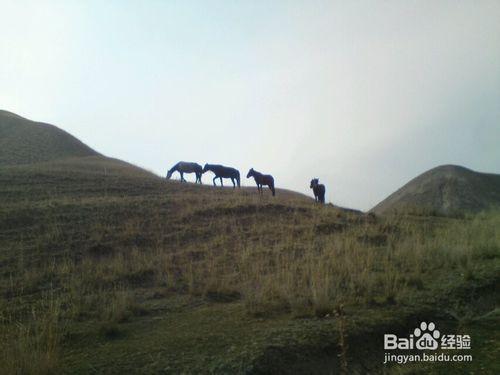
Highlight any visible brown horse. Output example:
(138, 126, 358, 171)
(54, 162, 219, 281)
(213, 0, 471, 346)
(203, 164, 240, 188)
(247, 168, 275, 196)
(310, 178, 325, 203)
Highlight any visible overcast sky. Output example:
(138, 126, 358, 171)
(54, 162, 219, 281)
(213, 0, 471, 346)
(1, 1, 499, 210)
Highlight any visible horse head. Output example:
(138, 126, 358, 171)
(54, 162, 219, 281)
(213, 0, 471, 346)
(202, 164, 210, 173)
(246, 168, 254, 178)
(166, 170, 173, 179)
(310, 178, 319, 189)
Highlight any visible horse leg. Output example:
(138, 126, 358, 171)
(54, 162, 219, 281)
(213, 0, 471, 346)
(269, 184, 275, 196)
(231, 178, 235, 188)
(220, 177, 223, 187)
(213, 176, 217, 186)
(180, 172, 186, 182)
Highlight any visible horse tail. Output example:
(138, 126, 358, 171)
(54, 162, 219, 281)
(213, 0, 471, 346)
(236, 171, 241, 187)
(270, 179, 275, 196)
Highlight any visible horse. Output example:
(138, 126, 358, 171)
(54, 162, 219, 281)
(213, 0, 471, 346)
(166, 161, 203, 184)
(247, 168, 275, 196)
(310, 178, 325, 203)
(203, 164, 240, 188)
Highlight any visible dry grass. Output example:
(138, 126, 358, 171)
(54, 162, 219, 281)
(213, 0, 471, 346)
(0, 157, 499, 373)
(0, 291, 63, 374)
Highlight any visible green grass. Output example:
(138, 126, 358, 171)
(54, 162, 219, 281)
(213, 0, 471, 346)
(1, 156, 499, 374)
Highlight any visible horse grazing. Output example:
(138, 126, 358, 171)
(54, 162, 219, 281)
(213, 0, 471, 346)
(247, 168, 275, 196)
(310, 178, 325, 203)
(166, 161, 203, 184)
(203, 164, 240, 188)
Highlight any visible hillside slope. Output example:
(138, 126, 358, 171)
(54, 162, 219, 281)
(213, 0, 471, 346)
(0, 110, 99, 166)
(1, 153, 498, 374)
(371, 165, 500, 215)
(0, 112, 498, 374)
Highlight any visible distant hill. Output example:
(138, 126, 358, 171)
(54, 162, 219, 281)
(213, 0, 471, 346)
(371, 165, 500, 215)
(0, 110, 99, 166)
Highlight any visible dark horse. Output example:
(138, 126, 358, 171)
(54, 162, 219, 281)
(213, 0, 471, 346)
(247, 168, 275, 196)
(166, 161, 203, 184)
(310, 178, 325, 203)
(203, 164, 240, 188)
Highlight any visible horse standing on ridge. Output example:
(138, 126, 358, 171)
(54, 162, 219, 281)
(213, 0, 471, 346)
(166, 161, 203, 184)
(247, 168, 275, 196)
(203, 164, 240, 188)
(310, 178, 325, 203)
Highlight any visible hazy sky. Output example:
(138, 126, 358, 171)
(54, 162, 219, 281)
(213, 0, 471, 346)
(2, 1, 499, 210)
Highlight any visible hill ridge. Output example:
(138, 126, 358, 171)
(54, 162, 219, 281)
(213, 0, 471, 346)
(371, 164, 500, 215)
(0, 110, 99, 166)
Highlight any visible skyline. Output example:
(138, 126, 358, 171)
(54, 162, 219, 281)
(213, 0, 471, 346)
(2, 1, 499, 210)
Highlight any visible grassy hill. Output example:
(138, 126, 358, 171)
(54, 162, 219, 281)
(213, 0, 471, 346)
(0, 110, 99, 166)
(0, 112, 499, 374)
(371, 165, 500, 216)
